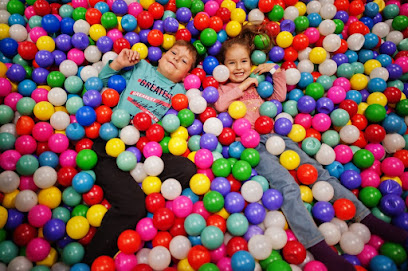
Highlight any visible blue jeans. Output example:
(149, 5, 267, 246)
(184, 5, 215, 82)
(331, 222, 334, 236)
(255, 134, 371, 248)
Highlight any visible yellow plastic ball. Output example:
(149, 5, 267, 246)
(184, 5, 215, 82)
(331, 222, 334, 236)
(33, 101, 55, 121)
(168, 137, 187, 156)
(38, 228, 44, 238)
(54, 106, 69, 113)
(279, 150, 300, 170)
(367, 92, 387, 106)
(36, 36, 55, 52)
(105, 138, 125, 157)
(178, 259, 194, 271)
(178, 24, 185, 30)
(66, 216, 90, 240)
(300, 185, 313, 203)
(350, 74, 368, 90)
(373, 0, 385, 12)
(294, 2, 307, 16)
(0, 24, 10, 40)
(2, 190, 18, 209)
(117, 17, 123, 32)
(38, 186, 62, 209)
(10, 81, 18, 92)
(36, 248, 57, 267)
(189, 174, 210, 195)
(380, 176, 402, 186)
(401, 93, 407, 101)
(187, 151, 196, 163)
(162, 34, 176, 50)
(357, 102, 369, 115)
(132, 43, 148, 59)
(221, 0, 236, 12)
(89, 24, 107, 41)
(228, 101, 247, 119)
(171, 126, 188, 140)
(288, 124, 306, 143)
(0, 206, 7, 229)
(364, 59, 381, 75)
(225, 21, 242, 37)
(276, 31, 293, 48)
(142, 176, 162, 195)
(55, 130, 66, 135)
(140, 0, 155, 9)
(231, 8, 246, 23)
(216, 208, 230, 220)
(0, 62, 7, 78)
(86, 204, 108, 227)
(38, 85, 51, 91)
(309, 47, 327, 64)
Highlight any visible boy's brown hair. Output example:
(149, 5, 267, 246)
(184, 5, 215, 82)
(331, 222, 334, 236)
(172, 40, 199, 71)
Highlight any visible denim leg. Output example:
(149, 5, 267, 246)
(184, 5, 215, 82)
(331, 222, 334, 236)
(255, 137, 324, 248)
(280, 136, 371, 222)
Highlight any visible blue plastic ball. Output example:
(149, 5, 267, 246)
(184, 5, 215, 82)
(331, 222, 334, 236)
(0, 38, 18, 59)
(41, 14, 61, 34)
(257, 81, 273, 98)
(39, 151, 60, 168)
(121, 14, 137, 32)
(203, 56, 219, 75)
(60, 18, 75, 35)
(72, 172, 95, 193)
(43, 218, 66, 242)
(107, 75, 127, 93)
(231, 251, 255, 271)
(65, 123, 85, 141)
(298, 72, 314, 89)
(369, 255, 397, 271)
(308, 13, 322, 27)
(76, 106, 97, 126)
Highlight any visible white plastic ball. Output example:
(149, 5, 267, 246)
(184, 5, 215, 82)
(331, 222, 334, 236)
(276, 112, 294, 123)
(264, 226, 288, 250)
(148, 246, 171, 270)
(331, 217, 349, 234)
(0, 171, 20, 193)
(15, 190, 38, 212)
(241, 180, 263, 203)
(347, 33, 365, 51)
(382, 133, 405, 153)
(298, 47, 312, 61)
(248, 9, 265, 25)
(323, 34, 341, 52)
(161, 178, 182, 200)
(372, 22, 390, 38)
(92, 61, 104, 73)
(266, 136, 286, 156)
(339, 125, 360, 144)
(0, 124, 16, 136)
(285, 68, 301, 85)
(84, 45, 102, 63)
(319, 20, 336, 36)
(320, 3, 337, 19)
(319, 222, 341, 246)
(136, 248, 151, 264)
(189, 96, 207, 114)
(9, 24, 27, 42)
(169, 236, 191, 260)
(315, 143, 335, 165)
(298, 251, 315, 268)
(348, 223, 371, 244)
(7, 256, 33, 271)
(48, 87, 68, 106)
(80, 66, 98, 82)
(384, 19, 394, 30)
(263, 211, 286, 229)
(185, 88, 202, 101)
(290, 265, 302, 271)
(33, 166, 57, 189)
(0, 0, 9, 10)
(130, 163, 147, 183)
(50, 111, 70, 130)
(59, 60, 78, 77)
(248, 235, 273, 260)
(143, 156, 164, 177)
(306, 1, 321, 14)
(51, 262, 70, 271)
(0, 10, 10, 24)
(312, 181, 334, 201)
(255, 262, 262, 271)
(319, 59, 337, 76)
(340, 231, 364, 255)
(370, 67, 389, 81)
(212, 65, 230, 82)
(102, 52, 118, 65)
(297, 60, 314, 73)
(120, 125, 140, 145)
(386, 31, 403, 45)
(284, 6, 299, 21)
(73, 19, 90, 35)
(203, 117, 223, 136)
(319, 0, 334, 4)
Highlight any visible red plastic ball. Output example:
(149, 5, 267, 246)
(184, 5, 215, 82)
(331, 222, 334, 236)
(226, 237, 248, 257)
(148, 3, 164, 20)
(206, 214, 227, 233)
(333, 198, 356, 220)
(254, 116, 274, 134)
(191, 68, 206, 82)
(305, 128, 321, 141)
(188, 245, 211, 270)
(50, 3, 61, 14)
(175, 29, 192, 42)
(57, 167, 77, 187)
(292, 34, 309, 51)
(171, 94, 189, 111)
(353, 130, 368, 148)
(364, 124, 386, 143)
(311, 71, 321, 81)
(113, 38, 131, 54)
(152, 231, 172, 248)
(153, 208, 175, 231)
(258, 0, 274, 13)
(209, 16, 223, 32)
(89, 0, 101, 7)
(79, 227, 97, 246)
(145, 193, 166, 213)
(101, 89, 120, 108)
(82, 185, 104, 206)
(36, 142, 50, 156)
(348, 21, 369, 35)
(334, 0, 349, 11)
(132, 264, 153, 271)
(146, 124, 165, 142)
(297, 164, 318, 185)
(349, 0, 365, 16)
(394, 150, 408, 168)
(202, 76, 219, 89)
(215, 8, 231, 24)
(194, 13, 210, 31)
(265, 22, 280, 37)
(169, 217, 186, 236)
(218, 127, 236, 146)
(13, 223, 37, 246)
(18, 41, 38, 60)
(339, 99, 358, 118)
(282, 241, 307, 265)
(137, 11, 154, 29)
(351, 114, 368, 131)
(75, 138, 94, 152)
(281, 61, 296, 70)
(334, 39, 348, 54)
(85, 8, 102, 25)
(164, 0, 176, 12)
(227, 174, 241, 192)
(147, 29, 164, 47)
(133, 112, 152, 131)
(284, 47, 298, 62)
(33, 0, 51, 16)
(91, 256, 115, 271)
(136, 136, 149, 152)
(289, 170, 299, 184)
(16, 116, 35, 136)
(117, 230, 141, 254)
(383, 87, 402, 104)
(199, 107, 217, 123)
(85, 122, 101, 139)
(95, 105, 113, 123)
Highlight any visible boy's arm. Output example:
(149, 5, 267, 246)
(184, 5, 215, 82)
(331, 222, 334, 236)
(214, 84, 244, 113)
(268, 70, 287, 102)
(98, 60, 142, 88)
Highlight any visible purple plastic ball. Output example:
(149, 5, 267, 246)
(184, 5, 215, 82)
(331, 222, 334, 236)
(176, 7, 192, 23)
(5, 209, 24, 230)
(139, 29, 150, 44)
(297, 95, 316, 113)
(244, 202, 266, 225)
(126, 147, 142, 162)
(244, 225, 264, 241)
(340, 170, 362, 190)
(379, 194, 405, 217)
(153, 20, 164, 32)
(270, 100, 282, 114)
(312, 201, 335, 222)
(83, 90, 102, 108)
(332, 53, 348, 66)
(386, 64, 403, 80)
(208, 41, 222, 56)
(379, 41, 397, 56)
(222, 146, 229, 158)
(262, 189, 283, 210)
(71, 32, 89, 50)
(280, 19, 295, 33)
(32, 68, 49, 85)
(316, 97, 334, 114)
(35, 50, 54, 68)
(210, 177, 231, 196)
(164, 17, 179, 33)
(200, 133, 218, 151)
(274, 118, 292, 136)
(43, 218, 66, 242)
(96, 36, 113, 53)
(224, 192, 245, 213)
(111, 0, 128, 15)
(187, 119, 203, 135)
(6, 64, 26, 82)
(124, 32, 140, 46)
(334, 11, 349, 23)
(378, 179, 403, 196)
(218, 112, 233, 127)
(148, 47, 162, 62)
(343, 254, 361, 266)
(186, 20, 200, 37)
(52, 50, 67, 66)
(392, 213, 408, 231)
(202, 86, 219, 103)
(55, 34, 72, 52)
(269, 47, 285, 62)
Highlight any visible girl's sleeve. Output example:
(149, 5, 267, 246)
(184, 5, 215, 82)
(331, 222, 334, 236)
(269, 70, 287, 102)
(214, 84, 244, 112)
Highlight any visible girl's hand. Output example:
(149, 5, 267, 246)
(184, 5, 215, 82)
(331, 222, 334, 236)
(238, 78, 258, 91)
(110, 49, 140, 70)
(252, 63, 275, 75)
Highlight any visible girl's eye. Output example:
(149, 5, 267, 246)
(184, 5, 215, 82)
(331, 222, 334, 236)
(172, 51, 176, 55)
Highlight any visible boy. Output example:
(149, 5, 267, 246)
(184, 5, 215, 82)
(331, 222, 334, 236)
(83, 41, 198, 264)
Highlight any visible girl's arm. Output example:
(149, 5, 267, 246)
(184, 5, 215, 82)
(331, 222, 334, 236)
(269, 69, 287, 102)
(214, 84, 244, 112)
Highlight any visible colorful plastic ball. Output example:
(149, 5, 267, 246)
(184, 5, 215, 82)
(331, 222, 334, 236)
(187, 245, 211, 270)
(312, 201, 335, 222)
(353, 149, 375, 169)
(369, 255, 398, 271)
(26, 238, 50, 262)
(333, 198, 356, 220)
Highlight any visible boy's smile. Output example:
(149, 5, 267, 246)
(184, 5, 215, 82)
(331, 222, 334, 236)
(157, 45, 194, 83)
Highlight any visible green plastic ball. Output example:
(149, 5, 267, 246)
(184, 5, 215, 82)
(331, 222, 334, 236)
(268, 5, 284, 22)
(392, 15, 408, 31)
(116, 151, 137, 171)
(228, 157, 237, 170)
(302, 137, 322, 155)
(31, 266, 50, 271)
(266, 259, 291, 271)
(305, 83, 325, 100)
(359, 187, 382, 208)
(62, 242, 85, 266)
(160, 136, 171, 153)
(383, 4, 400, 20)
(0, 241, 18, 264)
(111, 109, 131, 128)
(294, 16, 309, 33)
(240, 148, 260, 167)
(388, 80, 404, 91)
(101, 12, 118, 29)
(16, 97, 36, 116)
(176, 0, 192, 8)
(251, 50, 267, 65)
(260, 101, 278, 118)
(162, 10, 176, 20)
(178, 109, 195, 127)
(203, 191, 224, 213)
(211, 158, 231, 177)
(380, 242, 407, 265)
(200, 28, 217, 47)
(398, 39, 408, 51)
(52, 207, 71, 223)
(337, 63, 354, 78)
(0, 229, 6, 243)
(365, 104, 387, 122)
(26, 0, 36, 5)
(333, 19, 344, 34)
(193, 40, 207, 55)
(351, 62, 365, 74)
(16, 155, 39, 176)
(66, 96, 84, 115)
(316, 75, 333, 90)
(226, 213, 248, 236)
(0, 133, 16, 151)
(232, 160, 252, 181)
(200, 226, 224, 250)
(283, 100, 298, 117)
(259, 250, 282, 270)
(72, 7, 87, 21)
(254, 34, 271, 50)
(71, 204, 89, 217)
(23, 66, 33, 79)
(47, 71, 66, 88)
(331, 109, 350, 127)
(62, 186, 82, 207)
(249, 72, 265, 84)
(199, 263, 220, 271)
(0, 105, 14, 125)
(76, 149, 98, 170)
(353, 149, 375, 169)
(396, 99, 408, 116)
(191, 0, 204, 14)
(59, 5, 74, 18)
(184, 213, 206, 236)
(13, 54, 29, 66)
(7, 0, 24, 15)
(64, 76, 84, 94)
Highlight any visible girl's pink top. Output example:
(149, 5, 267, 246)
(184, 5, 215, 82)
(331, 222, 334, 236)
(214, 70, 287, 126)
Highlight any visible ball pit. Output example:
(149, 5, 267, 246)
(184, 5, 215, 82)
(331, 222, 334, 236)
(1, 0, 408, 270)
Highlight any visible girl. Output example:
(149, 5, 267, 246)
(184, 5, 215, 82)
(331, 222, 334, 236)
(214, 26, 408, 271)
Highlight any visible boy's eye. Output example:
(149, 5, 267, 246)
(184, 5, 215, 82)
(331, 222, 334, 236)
(182, 59, 187, 64)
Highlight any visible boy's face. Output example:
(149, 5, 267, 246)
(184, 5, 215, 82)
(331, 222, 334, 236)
(158, 45, 194, 83)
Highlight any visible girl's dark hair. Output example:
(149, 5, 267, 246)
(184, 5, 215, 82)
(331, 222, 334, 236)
(218, 24, 272, 64)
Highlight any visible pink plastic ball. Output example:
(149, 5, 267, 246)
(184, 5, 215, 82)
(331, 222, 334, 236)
(333, 77, 351, 92)
(136, 217, 157, 241)
(48, 133, 69, 153)
(303, 261, 328, 271)
(357, 245, 378, 267)
(4, 92, 23, 111)
(367, 235, 384, 250)
(184, 74, 201, 90)
(217, 257, 232, 271)
(0, 150, 21, 171)
(106, 0, 115, 8)
(401, 4, 408, 16)
(395, 57, 408, 73)
(311, 113, 332, 132)
(204, 1, 220, 16)
(26, 238, 51, 262)
(32, 122, 54, 142)
(360, 169, 380, 188)
(19, 176, 38, 191)
(31, 88, 49, 103)
(107, 29, 123, 42)
(15, 135, 37, 155)
(334, 145, 353, 164)
(192, 201, 211, 220)
(387, 1, 400, 8)
(72, 0, 88, 8)
(381, 157, 404, 177)
(143, 141, 162, 158)
(287, 85, 296, 92)
(232, 118, 251, 136)
(172, 196, 193, 218)
(286, 229, 297, 242)
(194, 149, 214, 169)
(70, 115, 77, 123)
(197, 168, 215, 181)
(214, 0, 223, 5)
(304, 28, 320, 44)
(28, 204, 52, 227)
(241, 130, 260, 148)
(67, 48, 85, 66)
(0, 78, 12, 97)
(24, 6, 36, 20)
(400, 172, 408, 191)
(346, 16, 359, 26)
(59, 149, 78, 168)
(30, 27, 47, 43)
(211, 243, 226, 262)
(367, 160, 382, 175)
(128, 3, 143, 17)
(114, 252, 138, 271)
(54, 14, 62, 21)
(5, 63, 12, 69)
(327, 86, 346, 104)
(365, 143, 385, 161)
(294, 113, 312, 129)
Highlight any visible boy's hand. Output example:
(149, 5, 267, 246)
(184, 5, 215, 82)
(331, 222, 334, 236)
(238, 78, 258, 91)
(252, 63, 276, 74)
(110, 49, 140, 71)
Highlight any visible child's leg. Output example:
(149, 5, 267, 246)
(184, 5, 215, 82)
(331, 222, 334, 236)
(158, 153, 197, 190)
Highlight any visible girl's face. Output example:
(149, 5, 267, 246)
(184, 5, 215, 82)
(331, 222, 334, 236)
(224, 44, 252, 83)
